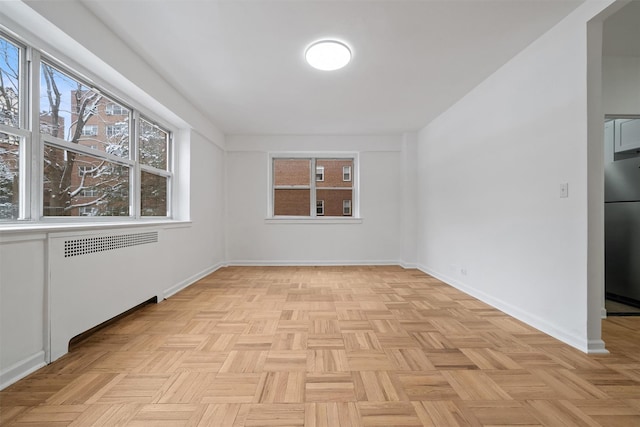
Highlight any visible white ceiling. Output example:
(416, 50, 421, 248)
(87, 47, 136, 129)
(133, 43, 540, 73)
(80, 0, 585, 135)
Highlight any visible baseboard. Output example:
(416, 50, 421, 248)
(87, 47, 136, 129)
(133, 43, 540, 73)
(163, 262, 227, 299)
(587, 339, 609, 354)
(417, 264, 595, 354)
(0, 351, 46, 391)
(227, 260, 401, 267)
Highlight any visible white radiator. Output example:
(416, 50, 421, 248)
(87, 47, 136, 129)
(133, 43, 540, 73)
(48, 229, 164, 361)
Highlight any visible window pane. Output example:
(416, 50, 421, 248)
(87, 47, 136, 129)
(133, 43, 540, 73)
(0, 36, 20, 128)
(43, 145, 130, 216)
(141, 171, 167, 216)
(274, 189, 310, 216)
(140, 118, 168, 170)
(316, 159, 353, 188)
(316, 189, 352, 217)
(40, 62, 130, 158)
(274, 158, 310, 186)
(0, 133, 19, 219)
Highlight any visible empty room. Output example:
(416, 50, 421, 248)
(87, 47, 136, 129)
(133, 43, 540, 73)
(1, 0, 639, 425)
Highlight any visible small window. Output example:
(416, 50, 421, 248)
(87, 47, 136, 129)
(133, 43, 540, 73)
(105, 103, 128, 115)
(316, 165, 324, 181)
(316, 200, 324, 216)
(81, 188, 98, 197)
(106, 124, 126, 137)
(343, 166, 351, 182)
(343, 200, 352, 216)
(78, 206, 97, 216)
(81, 125, 98, 136)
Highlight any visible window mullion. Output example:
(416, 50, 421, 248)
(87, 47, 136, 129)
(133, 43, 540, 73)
(310, 158, 316, 217)
(132, 112, 140, 219)
(29, 48, 41, 220)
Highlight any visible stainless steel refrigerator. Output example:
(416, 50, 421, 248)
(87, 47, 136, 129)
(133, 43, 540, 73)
(605, 119, 640, 306)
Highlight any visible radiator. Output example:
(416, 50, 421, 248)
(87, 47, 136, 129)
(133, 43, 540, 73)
(48, 229, 163, 361)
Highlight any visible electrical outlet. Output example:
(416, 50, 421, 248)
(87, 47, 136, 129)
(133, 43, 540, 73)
(460, 267, 468, 276)
(560, 182, 568, 198)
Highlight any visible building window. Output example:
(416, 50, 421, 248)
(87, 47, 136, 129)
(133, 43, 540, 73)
(271, 155, 355, 218)
(343, 200, 352, 216)
(81, 125, 98, 136)
(343, 166, 351, 182)
(105, 103, 128, 116)
(78, 206, 97, 216)
(106, 124, 127, 138)
(0, 30, 174, 222)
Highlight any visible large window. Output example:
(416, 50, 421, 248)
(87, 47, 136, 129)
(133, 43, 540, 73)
(271, 155, 355, 218)
(0, 31, 174, 222)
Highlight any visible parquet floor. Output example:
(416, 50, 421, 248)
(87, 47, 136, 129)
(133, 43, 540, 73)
(1, 266, 640, 426)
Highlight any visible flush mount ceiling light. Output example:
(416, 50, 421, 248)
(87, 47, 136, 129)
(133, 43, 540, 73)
(305, 40, 351, 71)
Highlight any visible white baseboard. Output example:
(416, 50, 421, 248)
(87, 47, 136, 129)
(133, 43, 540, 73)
(417, 264, 596, 354)
(0, 351, 46, 391)
(227, 260, 401, 267)
(587, 339, 609, 354)
(163, 262, 227, 299)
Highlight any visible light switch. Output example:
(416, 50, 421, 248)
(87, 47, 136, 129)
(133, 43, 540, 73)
(560, 183, 569, 198)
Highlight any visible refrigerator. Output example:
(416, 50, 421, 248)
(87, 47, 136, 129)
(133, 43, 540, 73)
(605, 119, 640, 306)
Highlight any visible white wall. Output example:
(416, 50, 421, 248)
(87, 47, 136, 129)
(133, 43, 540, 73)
(416, 1, 615, 353)
(226, 135, 402, 265)
(603, 56, 640, 115)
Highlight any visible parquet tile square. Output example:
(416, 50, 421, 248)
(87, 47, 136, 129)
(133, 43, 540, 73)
(305, 402, 360, 427)
(219, 351, 268, 373)
(357, 401, 422, 426)
(200, 373, 263, 404)
(243, 403, 305, 427)
(305, 373, 356, 402)
(396, 371, 459, 401)
(307, 350, 350, 372)
(3, 266, 640, 426)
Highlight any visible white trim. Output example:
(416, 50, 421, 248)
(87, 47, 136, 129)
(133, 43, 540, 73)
(0, 219, 191, 234)
(163, 262, 227, 299)
(587, 339, 609, 354)
(265, 217, 363, 225)
(0, 350, 46, 390)
(228, 260, 400, 267)
(417, 263, 602, 354)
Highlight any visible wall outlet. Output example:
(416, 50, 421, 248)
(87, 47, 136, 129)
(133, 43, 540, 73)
(460, 267, 468, 276)
(560, 182, 569, 198)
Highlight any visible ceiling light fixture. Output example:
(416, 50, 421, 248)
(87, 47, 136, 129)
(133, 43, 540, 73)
(305, 40, 351, 71)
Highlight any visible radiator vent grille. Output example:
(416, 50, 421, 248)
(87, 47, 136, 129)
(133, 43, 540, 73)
(64, 232, 158, 257)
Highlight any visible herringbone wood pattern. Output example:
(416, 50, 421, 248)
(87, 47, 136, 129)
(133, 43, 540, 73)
(1, 266, 639, 426)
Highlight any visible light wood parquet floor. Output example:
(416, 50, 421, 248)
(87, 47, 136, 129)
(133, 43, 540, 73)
(1, 266, 640, 426)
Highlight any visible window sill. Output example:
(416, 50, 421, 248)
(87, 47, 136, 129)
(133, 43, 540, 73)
(0, 219, 192, 236)
(264, 217, 363, 225)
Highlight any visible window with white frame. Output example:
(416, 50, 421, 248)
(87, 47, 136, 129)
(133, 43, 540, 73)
(343, 200, 352, 216)
(271, 155, 355, 218)
(105, 103, 127, 116)
(81, 124, 98, 136)
(343, 165, 351, 182)
(0, 30, 174, 222)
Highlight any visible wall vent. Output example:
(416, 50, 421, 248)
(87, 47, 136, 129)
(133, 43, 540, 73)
(64, 232, 158, 258)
